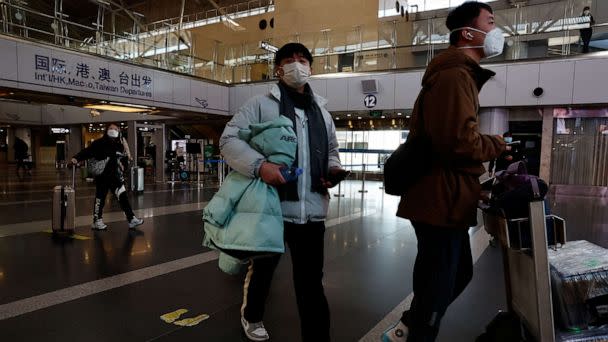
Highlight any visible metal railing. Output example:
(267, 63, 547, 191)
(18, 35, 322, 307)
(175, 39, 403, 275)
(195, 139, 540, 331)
(0, 0, 606, 84)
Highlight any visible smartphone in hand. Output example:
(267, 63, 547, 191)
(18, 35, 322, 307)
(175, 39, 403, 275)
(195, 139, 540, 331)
(326, 169, 351, 185)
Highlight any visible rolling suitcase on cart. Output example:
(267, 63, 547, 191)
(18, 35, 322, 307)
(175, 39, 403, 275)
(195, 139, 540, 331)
(52, 165, 76, 235)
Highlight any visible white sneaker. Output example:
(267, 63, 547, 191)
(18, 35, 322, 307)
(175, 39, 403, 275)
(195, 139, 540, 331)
(92, 219, 108, 230)
(128, 217, 143, 229)
(381, 321, 409, 342)
(241, 317, 269, 341)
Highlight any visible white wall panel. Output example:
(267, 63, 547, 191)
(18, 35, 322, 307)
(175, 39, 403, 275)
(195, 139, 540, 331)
(190, 80, 208, 110)
(479, 65, 507, 107)
(506, 63, 540, 106)
(347, 75, 395, 111)
(394, 72, 422, 109)
(308, 79, 327, 98)
(573, 59, 608, 104)
(153, 71, 173, 104)
(173, 77, 190, 106)
(326, 79, 348, 111)
(221, 84, 230, 112)
(347, 76, 368, 111)
(0, 38, 18, 82)
(539, 61, 574, 105)
(105, 62, 134, 104)
(376, 75, 396, 110)
(207, 84, 224, 111)
(234, 85, 252, 110)
(17, 43, 55, 94)
(229, 86, 238, 113)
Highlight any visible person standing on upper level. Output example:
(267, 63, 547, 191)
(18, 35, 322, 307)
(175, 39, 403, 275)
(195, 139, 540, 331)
(580, 6, 595, 53)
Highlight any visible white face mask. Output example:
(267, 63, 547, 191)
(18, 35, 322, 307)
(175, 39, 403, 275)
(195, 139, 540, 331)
(107, 129, 119, 138)
(452, 27, 505, 58)
(583, 10, 590, 16)
(281, 62, 311, 88)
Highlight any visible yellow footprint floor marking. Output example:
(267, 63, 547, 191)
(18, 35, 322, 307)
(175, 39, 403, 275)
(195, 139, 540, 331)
(173, 314, 210, 327)
(160, 309, 189, 323)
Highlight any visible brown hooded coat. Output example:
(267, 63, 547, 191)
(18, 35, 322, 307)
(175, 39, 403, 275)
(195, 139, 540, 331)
(397, 47, 506, 228)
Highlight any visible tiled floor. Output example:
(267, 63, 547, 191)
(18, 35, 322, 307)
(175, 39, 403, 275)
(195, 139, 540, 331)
(0, 165, 606, 341)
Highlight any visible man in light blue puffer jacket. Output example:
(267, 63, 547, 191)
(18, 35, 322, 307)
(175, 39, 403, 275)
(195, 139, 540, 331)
(220, 43, 345, 342)
(202, 115, 298, 274)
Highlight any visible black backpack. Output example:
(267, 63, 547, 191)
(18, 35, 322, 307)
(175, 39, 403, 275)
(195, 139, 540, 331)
(383, 88, 432, 196)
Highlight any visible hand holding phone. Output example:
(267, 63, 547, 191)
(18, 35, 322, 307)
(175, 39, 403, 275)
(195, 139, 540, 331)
(322, 168, 350, 188)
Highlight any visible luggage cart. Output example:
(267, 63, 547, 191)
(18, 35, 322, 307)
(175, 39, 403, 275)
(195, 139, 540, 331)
(482, 200, 567, 342)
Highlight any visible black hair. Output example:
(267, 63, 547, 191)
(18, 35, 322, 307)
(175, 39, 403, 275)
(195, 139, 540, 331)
(106, 123, 120, 132)
(446, 1, 494, 46)
(503, 131, 512, 137)
(583, 6, 590, 11)
(274, 43, 313, 66)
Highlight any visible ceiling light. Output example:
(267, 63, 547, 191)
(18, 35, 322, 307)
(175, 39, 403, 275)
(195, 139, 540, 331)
(381, 116, 386, 119)
(397, 112, 403, 116)
(84, 102, 154, 113)
(357, 117, 362, 120)
(347, 114, 351, 117)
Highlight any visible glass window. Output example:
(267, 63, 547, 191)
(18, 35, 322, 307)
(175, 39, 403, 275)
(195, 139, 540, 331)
(336, 129, 407, 172)
(551, 108, 608, 186)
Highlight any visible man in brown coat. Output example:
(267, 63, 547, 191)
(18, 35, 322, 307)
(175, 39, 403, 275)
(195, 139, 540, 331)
(382, 2, 506, 342)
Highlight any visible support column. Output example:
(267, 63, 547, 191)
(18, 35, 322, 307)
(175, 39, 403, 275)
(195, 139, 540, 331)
(7, 127, 15, 162)
(66, 124, 82, 160)
(153, 123, 165, 183)
(540, 108, 554, 182)
(127, 120, 137, 163)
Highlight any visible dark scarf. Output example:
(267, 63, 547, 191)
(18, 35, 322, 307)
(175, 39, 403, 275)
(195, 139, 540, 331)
(277, 82, 329, 201)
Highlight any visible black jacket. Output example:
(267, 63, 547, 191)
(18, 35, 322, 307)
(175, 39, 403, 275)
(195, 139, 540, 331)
(14, 138, 28, 160)
(74, 135, 126, 178)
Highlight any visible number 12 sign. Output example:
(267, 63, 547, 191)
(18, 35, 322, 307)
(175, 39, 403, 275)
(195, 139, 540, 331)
(364, 94, 377, 108)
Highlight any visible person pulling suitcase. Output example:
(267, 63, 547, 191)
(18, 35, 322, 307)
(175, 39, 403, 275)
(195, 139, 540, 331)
(71, 123, 143, 231)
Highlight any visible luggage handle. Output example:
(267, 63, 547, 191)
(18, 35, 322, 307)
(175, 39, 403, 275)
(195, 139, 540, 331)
(482, 211, 567, 251)
(60, 185, 66, 231)
(67, 163, 76, 189)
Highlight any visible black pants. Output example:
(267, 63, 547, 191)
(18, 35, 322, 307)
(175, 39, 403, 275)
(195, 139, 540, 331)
(401, 222, 473, 342)
(94, 175, 135, 221)
(242, 221, 330, 342)
(581, 28, 592, 53)
(16, 159, 30, 172)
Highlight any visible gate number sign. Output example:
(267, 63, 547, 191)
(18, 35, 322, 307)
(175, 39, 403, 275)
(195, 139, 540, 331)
(364, 94, 377, 108)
